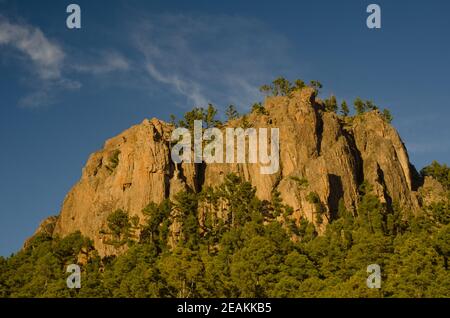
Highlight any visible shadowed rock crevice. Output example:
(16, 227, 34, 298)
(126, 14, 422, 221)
(409, 162, 423, 191)
(327, 174, 344, 220)
(315, 110, 324, 156)
(195, 162, 207, 193)
(343, 129, 365, 188)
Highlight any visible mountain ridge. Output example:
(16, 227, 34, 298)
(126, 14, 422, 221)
(28, 87, 436, 256)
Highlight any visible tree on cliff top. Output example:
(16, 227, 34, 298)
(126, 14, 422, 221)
(259, 77, 309, 97)
(421, 161, 450, 190)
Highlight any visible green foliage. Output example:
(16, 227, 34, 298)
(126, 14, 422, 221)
(271, 190, 293, 218)
(272, 77, 292, 96)
(241, 114, 251, 129)
(259, 77, 308, 97)
(107, 150, 121, 171)
(140, 199, 172, 251)
(157, 247, 204, 297)
(217, 174, 260, 227)
(173, 191, 200, 249)
(54, 232, 94, 263)
(259, 84, 272, 95)
(251, 102, 268, 115)
(293, 79, 306, 91)
(382, 108, 393, 123)
(306, 192, 327, 224)
(169, 114, 176, 126)
(2, 174, 450, 298)
(176, 104, 222, 130)
(427, 200, 450, 226)
(225, 105, 239, 121)
(384, 233, 449, 297)
(289, 176, 309, 188)
(230, 236, 282, 297)
(354, 97, 365, 115)
(324, 95, 338, 113)
(354, 98, 378, 115)
(421, 161, 450, 190)
(0, 232, 99, 298)
(256, 78, 396, 124)
(340, 100, 350, 116)
(204, 104, 221, 128)
(365, 100, 378, 111)
(102, 244, 162, 297)
(178, 107, 204, 130)
(309, 80, 322, 96)
(353, 98, 392, 120)
(102, 209, 139, 248)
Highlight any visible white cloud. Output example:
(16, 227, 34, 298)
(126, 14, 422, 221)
(73, 51, 130, 75)
(145, 62, 208, 107)
(0, 17, 131, 107)
(134, 13, 293, 110)
(0, 17, 76, 107)
(0, 17, 64, 80)
(0, 13, 294, 109)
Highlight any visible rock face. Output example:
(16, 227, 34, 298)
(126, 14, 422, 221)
(23, 215, 58, 249)
(52, 118, 197, 256)
(45, 88, 428, 256)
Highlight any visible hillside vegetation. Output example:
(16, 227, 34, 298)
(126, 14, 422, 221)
(1, 78, 448, 298)
(1, 165, 449, 297)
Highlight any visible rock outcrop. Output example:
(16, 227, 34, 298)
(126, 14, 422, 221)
(23, 215, 58, 249)
(38, 87, 432, 256)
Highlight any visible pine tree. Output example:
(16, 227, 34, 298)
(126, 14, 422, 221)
(3, 163, 450, 298)
(174, 191, 200, 249)
(421, 161, 450, 190)
(272, 77, 292, 96)
(251, 102, 268, 115)
(178, 107, 204, 131)
(293, 79, 306, 91)
(325, 95, 338, 113)
(340, 100, 350, 116)
(169, 114, 177, 126)
(205, 103, 222, 128)
(102, 209, 139, 248)
(354, 97, 365, 115)
(365, 100, 378, 111)
(225, 105, 239, 121)
(382, 108, 393, 123)
(309, 80, 323, 95)
(259, 84, 272, 95)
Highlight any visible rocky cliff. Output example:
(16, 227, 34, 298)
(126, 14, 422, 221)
(36, 87, 428, 256)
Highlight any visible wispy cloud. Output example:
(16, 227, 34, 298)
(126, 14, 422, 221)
(0, 16, 79, 107)
(145, 62, 207, 106)
(134, 13, 293, 111)
(1, 13, 294, 110)
(72, 51, 130, 75)
(0, 17, 130, 108)
(0, 17, 64, 80)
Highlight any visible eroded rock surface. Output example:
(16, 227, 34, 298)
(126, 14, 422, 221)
(40, 88, 437, 255)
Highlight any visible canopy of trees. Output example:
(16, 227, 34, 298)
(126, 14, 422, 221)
(1, 170, 449, 298)
(421, 161, 450, 190)
(259, 77, 316, 96)
(171, 104, 222, 130)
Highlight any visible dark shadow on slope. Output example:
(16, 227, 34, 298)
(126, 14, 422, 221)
(327, 174, 344, 221)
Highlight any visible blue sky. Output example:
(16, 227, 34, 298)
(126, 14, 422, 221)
(0, 0, 449, 256)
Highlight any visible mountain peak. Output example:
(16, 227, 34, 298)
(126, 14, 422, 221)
(31, 89, 432, 256)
